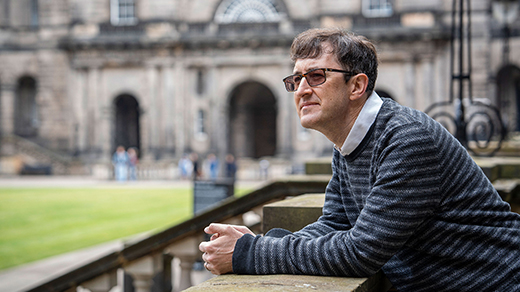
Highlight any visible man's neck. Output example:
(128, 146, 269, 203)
(326, 96, 368, 147)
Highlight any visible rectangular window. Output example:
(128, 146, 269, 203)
(196, 69, 205, 96)
(110, 0, 137, 26)
(8, 0, 38, 27)
(30, 0, 38, 27)
(197, 110, 205, 134)
(362, 0, 393, 18)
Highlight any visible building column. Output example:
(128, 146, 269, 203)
(404, 59, 417, 109)
(142, 65, 158, 160)
(173, 61, 187, 156)
(0, 81, 15, 137)
(163, 64, 176, 157)
(86, 66, 101, 157)
(420, 57, 435, 111)
(70, 68, 88, 155)
(98, 67, 112, 160)
(277, 62, 295, 158)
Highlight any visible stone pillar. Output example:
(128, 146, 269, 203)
(277, 62, 295, 158)
(404, 59, 417, 109)
(124, 254, 163, 292)
(156, 65, 167, 158)
(71, 68, 88, 155)
(81, 271, 117, 292)
(163, 64, 176, 157)
(98, 68, 112, 160)
(86, 66, 100, 157)
(143, 65, 158, 160)
(166, 236, 203, 291)
(420, 57, 435, 111)
(176, 254, 197, 291)
(0, 81, 15, 137)
(173, 61, 187, 156)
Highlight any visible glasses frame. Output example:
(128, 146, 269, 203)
(282, 68, 357, 92)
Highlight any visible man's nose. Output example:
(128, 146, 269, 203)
(296, 77, 312, 95)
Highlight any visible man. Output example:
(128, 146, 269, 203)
(199, 28, 520, 291)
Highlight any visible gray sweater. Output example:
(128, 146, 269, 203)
(233, 98, 520, 291)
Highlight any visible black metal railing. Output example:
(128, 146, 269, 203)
(425, 0, 506, 156)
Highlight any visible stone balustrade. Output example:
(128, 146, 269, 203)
(25, 176, 330, 292)
(185, 193, 393, 292)
(23, 155, 520, 292)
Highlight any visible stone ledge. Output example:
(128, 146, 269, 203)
(263, 193, 325, 233)
(183, 271, 392, 292)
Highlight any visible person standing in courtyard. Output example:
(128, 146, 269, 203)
(112, 145, 130, 182)
(225, 154, 237, 181)
(127, 147, 138, 180)
(199, 28, 520, 291)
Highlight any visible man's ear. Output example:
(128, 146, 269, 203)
(349, 73, 369, 101)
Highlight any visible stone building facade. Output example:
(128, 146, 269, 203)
(0, 0, 519, 175)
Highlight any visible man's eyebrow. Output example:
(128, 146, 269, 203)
(292, 67, 317, 75)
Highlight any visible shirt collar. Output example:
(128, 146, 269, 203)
(336, 91, 383, 156)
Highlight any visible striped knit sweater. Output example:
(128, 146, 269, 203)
(232, 98, 520, 291)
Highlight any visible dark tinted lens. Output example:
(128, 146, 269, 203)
(306, 70, 326, 86)
(284, 75, 301, 92)
(284, 76, 296, 92)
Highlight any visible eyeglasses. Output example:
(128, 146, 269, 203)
(282, 68, 356, 92)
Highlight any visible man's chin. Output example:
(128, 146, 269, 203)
(299, 118, 318, 130)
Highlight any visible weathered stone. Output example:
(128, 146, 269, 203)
(305, 158, 332, 175)
(263, 194, 325, 233)
(183, 272, 392, 292)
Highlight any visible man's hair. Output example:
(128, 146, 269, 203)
(290, 28, 378, 94)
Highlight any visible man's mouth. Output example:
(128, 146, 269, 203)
(300, 102, 319, 111)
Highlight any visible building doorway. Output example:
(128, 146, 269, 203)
(113, 94, 140, 154)
(14, 76, 38, 137)
(229, 81, 277, 159)
(496, 65, 520, 131)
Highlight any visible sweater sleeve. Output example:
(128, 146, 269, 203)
(232, 122, 443, 276)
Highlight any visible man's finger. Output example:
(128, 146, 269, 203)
(198, 241, 208, 253)
(204, 223, 226, 235)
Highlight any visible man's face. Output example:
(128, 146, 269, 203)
(293, 47, 352, 133)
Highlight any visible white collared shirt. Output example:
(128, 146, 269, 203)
(336, 92, 383, 156)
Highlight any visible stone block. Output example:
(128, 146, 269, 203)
(262, 194, 325, 233)
(183, 272, 392, 292)
(305, 158, 332, 175)
(499, 164, 520, 179)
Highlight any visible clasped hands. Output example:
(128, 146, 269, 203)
(198, 223, 255, 275)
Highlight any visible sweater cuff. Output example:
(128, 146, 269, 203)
(265, 228, 292, 238)
(232, 234, 257, 274)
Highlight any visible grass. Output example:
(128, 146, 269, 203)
(0, 186, 251, 271)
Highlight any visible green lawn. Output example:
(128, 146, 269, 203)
(0, 187, 248, 271)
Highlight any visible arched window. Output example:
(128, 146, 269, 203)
(14, 76, 38, 137)
(215, 0, 284, 23)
